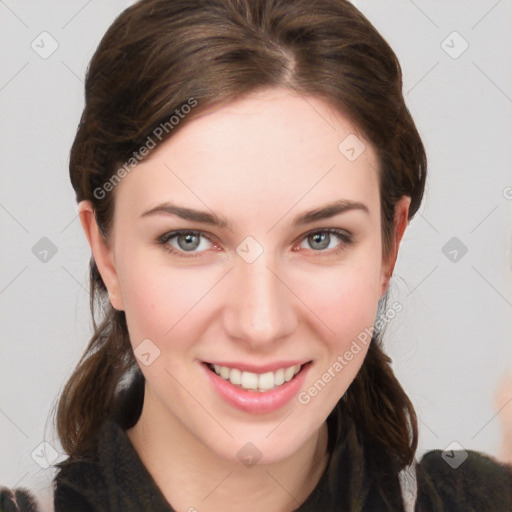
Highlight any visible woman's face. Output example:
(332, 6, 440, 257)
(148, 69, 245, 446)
(90, 87, 407, 464)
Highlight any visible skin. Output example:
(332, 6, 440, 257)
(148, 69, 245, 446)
(495, 372, 512, 464)
(79, 86, 410, 512)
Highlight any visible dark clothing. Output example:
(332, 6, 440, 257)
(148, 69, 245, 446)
(50, 401, 512, 512)
(3, 384, 512, 511)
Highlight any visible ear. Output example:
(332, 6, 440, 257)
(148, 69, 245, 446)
(381, 196, 411, 295)
(78, 200, 124, 311)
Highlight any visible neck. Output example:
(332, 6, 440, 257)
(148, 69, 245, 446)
(126, 387, 330, 512)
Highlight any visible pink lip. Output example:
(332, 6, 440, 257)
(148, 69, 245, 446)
(204, 360, 310, 373)
(202, 361, 312, 414)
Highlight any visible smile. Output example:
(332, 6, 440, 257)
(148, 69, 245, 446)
(207, 363, 304, 392)
(203, 360, 313, 414)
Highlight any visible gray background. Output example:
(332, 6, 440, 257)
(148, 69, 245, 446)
(1, 1, 511, 509)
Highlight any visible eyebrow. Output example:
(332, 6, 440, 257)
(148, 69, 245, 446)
(140, 199, 369, 229)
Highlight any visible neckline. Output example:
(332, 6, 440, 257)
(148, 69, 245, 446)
(97, 400, 345, 512)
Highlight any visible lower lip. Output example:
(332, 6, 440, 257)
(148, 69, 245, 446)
(202, 362, 312, 414)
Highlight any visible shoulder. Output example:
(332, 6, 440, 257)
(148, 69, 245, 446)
(416, 448, 512, 511)
(53, 455, 107, 512)
(53, 418, 171, 512)
(53, 421, 122, 512)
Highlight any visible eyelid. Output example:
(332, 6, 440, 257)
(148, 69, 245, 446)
(158, 229, 217, 244)
(295, 227, 353, 244)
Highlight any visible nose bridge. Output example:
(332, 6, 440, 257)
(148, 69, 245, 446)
(224, 251, 296, 346)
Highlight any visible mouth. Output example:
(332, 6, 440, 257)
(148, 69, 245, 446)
(204, 361, 312, 393)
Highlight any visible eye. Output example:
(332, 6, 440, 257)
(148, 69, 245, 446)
(157, 230, 216, 258)
(157, 228, 354, 259)
(296, 228, 354, 254)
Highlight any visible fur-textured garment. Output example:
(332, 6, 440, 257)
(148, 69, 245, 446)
(3, 389, 512, 512)
(3, 400, 511, 512)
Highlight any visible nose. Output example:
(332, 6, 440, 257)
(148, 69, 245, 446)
(222, 254, 298, 349)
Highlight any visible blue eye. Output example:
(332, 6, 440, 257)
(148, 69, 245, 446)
(157, 228, 353, 259)
(158, 230, 215, 258)
(299, 229, 353, 252)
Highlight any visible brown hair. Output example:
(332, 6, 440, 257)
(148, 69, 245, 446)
(55, 0, 425, 478)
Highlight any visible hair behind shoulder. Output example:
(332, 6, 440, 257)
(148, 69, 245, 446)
(54, 0, 425, 471)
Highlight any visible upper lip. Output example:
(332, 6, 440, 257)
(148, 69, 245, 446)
(204, 360, 311, 373)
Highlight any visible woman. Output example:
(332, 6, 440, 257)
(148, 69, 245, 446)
(2, 0, 511, 510)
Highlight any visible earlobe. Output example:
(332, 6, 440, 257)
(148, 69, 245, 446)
(381, 196, 411, 295)
(77, 201, 124, 310)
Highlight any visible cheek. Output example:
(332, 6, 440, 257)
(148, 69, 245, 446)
(294, 256, 383, 415)
(114, 244, 211, 350)
(297, 255, 383, 340)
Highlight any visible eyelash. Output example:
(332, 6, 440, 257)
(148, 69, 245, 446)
(157, 228, 354, 259)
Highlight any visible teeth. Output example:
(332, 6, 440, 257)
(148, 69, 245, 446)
(284, 366, 296, 382)
(230, 368, 242, 385)
(258, 371, 275, 390)
(211, 363, 302, 392)
(241, 371, 258, 390)
(274, 368, 285, 386)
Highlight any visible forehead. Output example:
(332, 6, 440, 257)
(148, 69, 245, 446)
(113, 87, 380, 225)
(159, 87, 374, 167)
